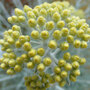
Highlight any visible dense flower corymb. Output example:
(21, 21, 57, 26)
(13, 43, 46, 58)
(0, 1, 90, 90)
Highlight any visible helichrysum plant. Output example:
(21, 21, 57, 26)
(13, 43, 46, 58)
(0, 1, 90, 90)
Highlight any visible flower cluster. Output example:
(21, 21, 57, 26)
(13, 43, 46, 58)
(0, 1, 90, 89)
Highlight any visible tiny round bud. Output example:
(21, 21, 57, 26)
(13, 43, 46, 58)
(80, 41, 87, 48)
(71, 55, 80, 61)
(33, 55, 41, 64)
(43, 57, 52, 66)
(37, 16, 46, 26)
(19, 35, 26, 43)
(64, 63, 72, 71)
(48, 40, 57, 49)
(27, 11, 36, 19)
(31, 30, 39, 39)
(46, 21, 54, 30)
(28, 49, 36, 57)
(16, 57, 23, 64)
(40, 8, 47, 17)
(53, 30, 61, 40)
(59, 80, 66, 87)
(15, 8, 24, 16)
(67, 35, 74, 43)
(70, 27, 77, 36)
(69, 74, 77, 82)
(24, 5, 32, 13)
(77, 29, 84, 38)
(57, 20, 65, 29)
(37, 63, 45, 72)
(8, 17, 13, 23)
(9, 59, 16, 67)
(12, 25, 20, 31)
(7, 68, 15, 75)
(12, 31, 20, 39)
(27, 62, 34, 69)
(23, 42, 31, 51)
(61, 71, 68, 78)
(73, 69, 80, 76)
(63, 52, 71, 60)
(54, 75, 61, 82)
(15, 40, 22, 48)
(58, 59, 66, 67)
(61, 9, 70, 17)
(61, 28, 69, 37)
(79, 58, 86, 65)
(28, 19, 36, 27)
(60, 42, 69, 51)
(14, 65, 22, 72)
(54, 66, 61, 74)
(18, 16, 26, 22)
(37, 48, 45, 56)
(73, 40, 81, 48)
(82, 34, 89, 41)
(52, 12, 60, 22)
(41, 30, 49, 40)
(72, 61, 79, 69)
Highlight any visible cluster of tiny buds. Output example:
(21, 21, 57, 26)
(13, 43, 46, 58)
(0, 1, 90, 89)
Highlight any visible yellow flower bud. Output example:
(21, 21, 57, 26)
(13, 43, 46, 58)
(33, 9, 39, 17)
(58, 59, 66, 67)
(0, 63, 7, 69)
(73, 69, 80, 76)
(79, 58, 86, 65)
(15, 8, 24, 16)
(61, 9, 70, 17)
(64, 63, 72, 71)
(24, 5, 32, 13)
(80, 41, 87, 48)
(59, 80, 66, 87)
(57, 20, 65, 29)
(77, 29, 84, 38)
(54, 75, 61, 82)
(47, 8, 53, 16)
(7, 38, 15, 44)
(43, 57, 52, 66)
(73, 40, 81, 48)
(41, 30, 49, 40)
(31, 30, 39, 39)
(87, 28, 90, 34)
(7, 68, 15, 75)
(25, 35, 30, 42)
(16, 57, 23, 64)
(71, 55, 80, 61)
(69, 74, 77, 82)
(67, 22, 76, 28)
(14, 65, 22, 72)
(61, 71, 68, 78)
(28, 49, 36, 57)
(45, 21, 54, 30)
(8, 17, 13, 23)
(72, 61, 79, 69)
(63, 52, 71, 60)
(60, 42, 69, 51)
(28, 19, 36, 27)
(33, 55, 41, 64)
(37, 63, 45, 72)
(40, 8, 47, 17)
(54, 66, 61, 74)
(12, 16, 18, 23)
(52, 12, 60, 22)
(67, 35, 74, 43)
(18, 16, 26, 22)
(61, 28, 69, 37)
(70, 27, 77, 36)
(9, 59, 16, 67)
(21, 54, 29, 62)
(37, 48, 45, 56)
(27, 62, 34, 69)
(53, 30, 61, 40)
(15, 40, 22, 48)
(37, 16, 46, 26)
(12, 31, 20, 39)
(19, 35, 26, 43)
(23, 42, 31, 51)
(27, 11, 36, 19)
(82, 34, 89, 41)
(12, 25, 20, 31)
(48, 40, 57, 49)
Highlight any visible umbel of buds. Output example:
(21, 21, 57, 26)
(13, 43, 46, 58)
(0, 1, 90, 90)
